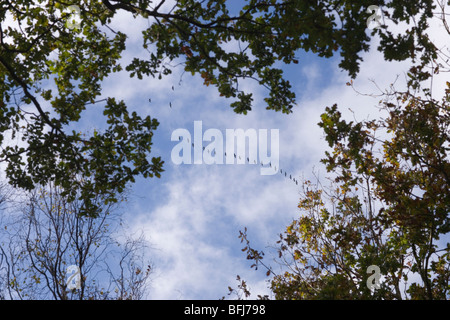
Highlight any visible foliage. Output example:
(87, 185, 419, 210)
(238, 79, 450, 299)
(0, 0, 440, 215)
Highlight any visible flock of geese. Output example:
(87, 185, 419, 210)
(182, 136, 299, 186)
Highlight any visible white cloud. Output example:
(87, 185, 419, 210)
(125, 159, 300, 299)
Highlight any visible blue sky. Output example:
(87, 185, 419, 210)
(2, 1, 449, 300)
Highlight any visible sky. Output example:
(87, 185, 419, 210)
(1, 1, 449, 300)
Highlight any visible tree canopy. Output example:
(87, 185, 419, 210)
(0, 0, 441, 216)
(0, 181, 151, 300)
